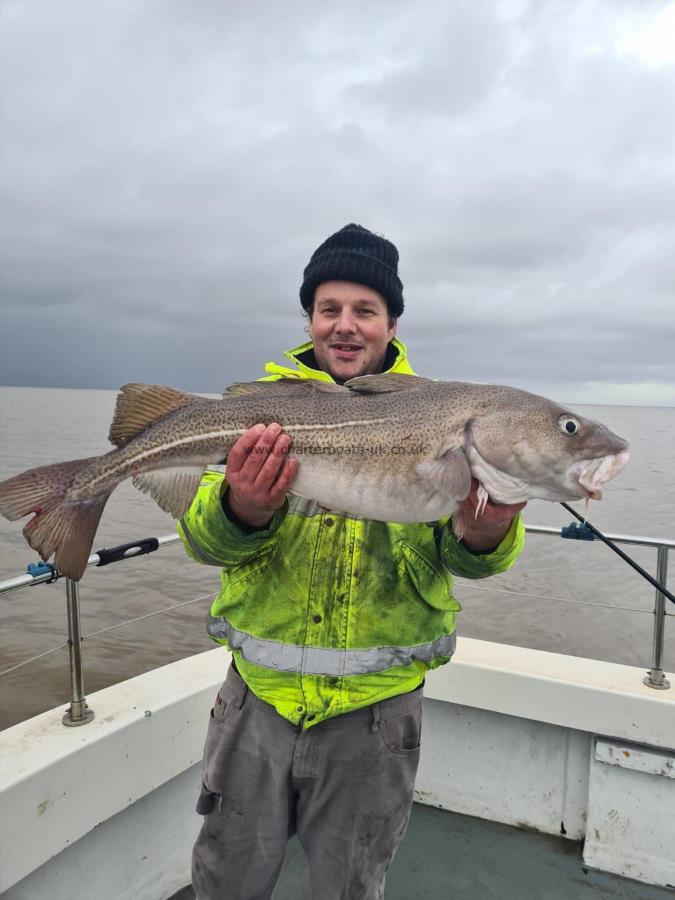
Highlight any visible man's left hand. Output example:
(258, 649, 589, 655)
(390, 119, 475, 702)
(453, 478, 526, 553)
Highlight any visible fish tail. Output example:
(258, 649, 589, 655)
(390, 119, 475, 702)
(0, 457, 110, 580)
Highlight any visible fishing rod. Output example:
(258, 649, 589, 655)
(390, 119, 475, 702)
(560, 502, 674, 606)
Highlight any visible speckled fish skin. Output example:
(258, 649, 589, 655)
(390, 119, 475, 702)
(0, 376, 630, 579)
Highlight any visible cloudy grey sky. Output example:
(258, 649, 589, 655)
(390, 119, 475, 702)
(1, 0, 674, 405)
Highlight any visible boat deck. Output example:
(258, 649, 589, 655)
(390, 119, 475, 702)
(170, 802, 672, 899)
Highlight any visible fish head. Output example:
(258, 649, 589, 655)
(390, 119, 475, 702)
(465, 397, 630, 504)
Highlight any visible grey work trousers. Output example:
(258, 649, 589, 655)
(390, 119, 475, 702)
(192, 663, 422, 900)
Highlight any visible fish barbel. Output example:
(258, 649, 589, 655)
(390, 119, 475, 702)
(0, 374, 629, 580)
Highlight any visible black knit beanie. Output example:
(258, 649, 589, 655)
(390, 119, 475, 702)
(299, 224, 404, 317)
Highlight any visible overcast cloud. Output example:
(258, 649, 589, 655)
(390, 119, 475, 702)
(1, 0, 674, 405)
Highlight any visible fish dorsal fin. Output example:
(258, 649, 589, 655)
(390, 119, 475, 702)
(224, 378, 347, 398)
(109, 383, 200, 447)
(224, 382, 281, 397)
(277, 377, 347, 393)
(416, 448, 472, 500)
(345, 374, 433, 394)
(132, 467, 206, 518)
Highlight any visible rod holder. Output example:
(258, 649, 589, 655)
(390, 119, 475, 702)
(62, 577, 95, 726)
(644, 545, 671, 691)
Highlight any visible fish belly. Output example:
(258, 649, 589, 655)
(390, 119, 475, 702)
(289, 456, 457, 523)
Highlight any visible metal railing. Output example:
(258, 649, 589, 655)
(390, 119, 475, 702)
(0, 524, 672, 726)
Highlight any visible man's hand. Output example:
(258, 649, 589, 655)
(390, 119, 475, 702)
(453, 478, 526, 553)
(226, 423, 299, 528)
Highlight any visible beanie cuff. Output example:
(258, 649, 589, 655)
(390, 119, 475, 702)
(299, 231, 404, 317)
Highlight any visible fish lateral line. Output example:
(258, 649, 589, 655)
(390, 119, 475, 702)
(115, 418, 392, 471)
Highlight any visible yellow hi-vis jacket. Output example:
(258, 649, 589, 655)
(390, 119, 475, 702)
(178, 339, 525, 728)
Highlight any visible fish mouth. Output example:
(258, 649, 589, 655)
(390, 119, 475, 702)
(568, 450, 630, 500)
(466, 441, 630, 505)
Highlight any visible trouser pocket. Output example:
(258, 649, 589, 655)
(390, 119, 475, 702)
(381, 705, 422, 753)
(198, 664, 247, 804)
(196, 781, 219, 815)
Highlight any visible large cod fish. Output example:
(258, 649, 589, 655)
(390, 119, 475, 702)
(0, 374, 629, 580)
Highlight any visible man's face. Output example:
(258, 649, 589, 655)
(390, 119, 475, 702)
(308, 281, 397, 383)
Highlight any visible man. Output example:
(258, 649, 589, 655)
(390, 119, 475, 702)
(179, 224, 526, 900)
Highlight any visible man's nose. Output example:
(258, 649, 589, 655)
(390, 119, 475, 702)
(334, 309, 357, 332)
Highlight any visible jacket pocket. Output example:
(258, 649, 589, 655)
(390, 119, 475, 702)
(398, 541, 461, 612)
(225, 544, 276, 588)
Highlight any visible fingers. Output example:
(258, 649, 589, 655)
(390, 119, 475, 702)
(480, 502, 526, 526)
(462, 478, 526, 523)
(226, 424, 268, 475)
(254, 431, 293, 496)
(226, 423, 297, 510)
(270, 453, 299, 500)
(228, 423, 288, 482)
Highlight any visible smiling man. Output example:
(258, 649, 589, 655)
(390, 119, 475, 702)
(180, 224, 526, 900)
(308, 280, 396, 382)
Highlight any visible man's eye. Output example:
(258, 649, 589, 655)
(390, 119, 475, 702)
(357, 308, 375, 315)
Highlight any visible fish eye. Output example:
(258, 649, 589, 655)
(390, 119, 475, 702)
(558, 415, 580, 436)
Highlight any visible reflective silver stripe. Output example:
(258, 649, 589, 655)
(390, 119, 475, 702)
(287, 494, 364, 521)
(207, 615, 456, 675)
(179, 516, 224, 567)
(287, 495, 324, 518)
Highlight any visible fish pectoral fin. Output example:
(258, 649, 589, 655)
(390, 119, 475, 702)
(416, 448, 472, 500)
(344, 374, 433, 393)
(109, 384, 201, 447)
(132, 467, 206, 519)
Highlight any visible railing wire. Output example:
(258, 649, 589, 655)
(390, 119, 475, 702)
(0, 524, 671, 697)
(0, 590, 217, 677)
(453, 579, 672, 615)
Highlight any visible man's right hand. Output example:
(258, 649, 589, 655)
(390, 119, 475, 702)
(225, 423, 299, 528)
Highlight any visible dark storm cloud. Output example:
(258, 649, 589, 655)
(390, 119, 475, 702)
(0, 0, 674, 404)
